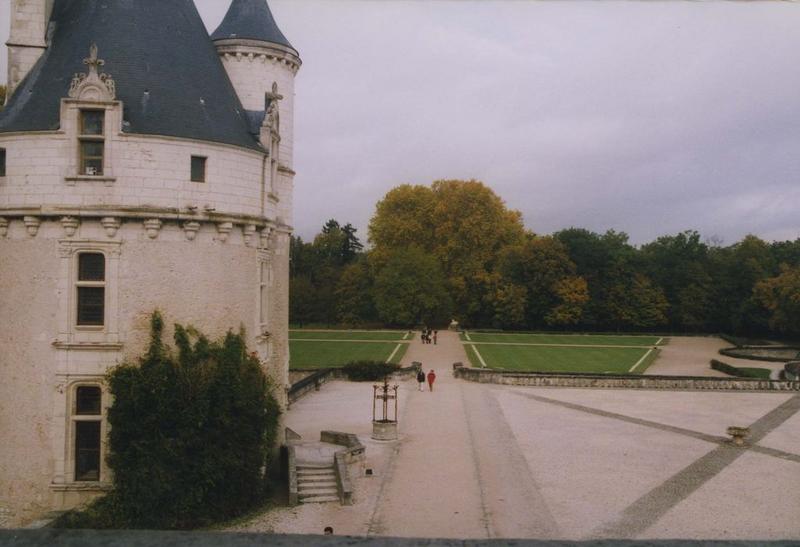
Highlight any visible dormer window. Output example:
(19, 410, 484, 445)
(79, 110, 105, 176)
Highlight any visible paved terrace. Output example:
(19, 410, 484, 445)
(231, 332, 800, 540)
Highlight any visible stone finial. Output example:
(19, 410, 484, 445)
(216, 222, 234, 243)
(184, 221, 201, 241)
(68, 43, 116, 101)
(61, 216, 80, 237)
(243, 224, 257, 247)
(0, 218, 8, 238)
(23, 216, 40, 237)
(143, 218, 162, 239)
(101, 217, 120, 238)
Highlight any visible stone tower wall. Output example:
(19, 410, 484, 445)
(6, 0, 53, 96)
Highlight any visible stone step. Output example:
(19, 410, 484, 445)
(299, 489, 337, 498)
(297, 468, 335, 476)
(298, 481, 337, 491)
(298, 476, 337, 485)
(299, 494, 340, 504)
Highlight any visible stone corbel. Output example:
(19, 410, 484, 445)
(61, 216, 80, 237)
(101, 217, 120, 238)
(23, 216, 40, 237)
(143, 218, 162, 239)
(216, 222, 234, 243)
(184, 221, 201, 241)
(0, 217, 8, 237)
(243, 224, 257, 247)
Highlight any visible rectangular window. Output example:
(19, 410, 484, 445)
(74, 386, 102, 482)
(76, 253, 105, 326)
(191, 155, 206, 182)
(0, 148, 6, 177)
(79, 110, 104, 176)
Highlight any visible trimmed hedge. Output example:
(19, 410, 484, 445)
(711, 359, 771, 379)
(55, 312, 280, 530)
(342, 360, 399, 381)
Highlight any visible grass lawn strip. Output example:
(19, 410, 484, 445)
(473, 345, 652, 374)
(289, 330, 409, 341)
(465, 341, 655, 349)
(465, 332, 662, 346)
(386, 343, 403, 363)
(471, 345, 488, 368)
(290, 340, 403, 369)
(628, 348, 654, 372)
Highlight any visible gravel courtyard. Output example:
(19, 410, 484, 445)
(229, 332, 800, 540)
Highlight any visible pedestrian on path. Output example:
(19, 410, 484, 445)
(427, 369, 436, 392)
(416, 369, 426, 391)
(433, 330, 438, 345)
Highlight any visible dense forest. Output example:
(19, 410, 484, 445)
(290, 180, 800, 338)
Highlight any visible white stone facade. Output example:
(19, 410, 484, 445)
(0, 1, 298, 528)
(6, 0, 53, 96)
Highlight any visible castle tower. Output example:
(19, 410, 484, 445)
(212, 0, 301, 227)
(6, 0, 54, 96)
(0, 0, 298, 527)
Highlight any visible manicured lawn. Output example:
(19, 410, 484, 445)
(462, 332, 663, 347)
(290, 340, 408, 369)
(464, 343, 658, 374)
(289, 329, 412, 341)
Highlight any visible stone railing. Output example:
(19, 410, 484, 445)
(287, 368, 344, 405)
(453, 367, 799, 392)
(320, 431, 365, 506)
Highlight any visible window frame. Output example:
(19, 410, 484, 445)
(78, 109, 105, 176)
(71, 384, 104, 483)
(0, 147, 6, 177)
(75, 252, 106, 328)
(190, 155, 207, 183)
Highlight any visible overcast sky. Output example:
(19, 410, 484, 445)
(2, 1, 799, 246)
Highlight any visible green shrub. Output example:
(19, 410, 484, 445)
(56, 311, 280, 530)
(342, 360, 399, 381)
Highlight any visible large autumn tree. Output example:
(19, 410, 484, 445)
(369, 180, 525, 324)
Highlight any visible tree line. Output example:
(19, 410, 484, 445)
(290, 180, 800, 338)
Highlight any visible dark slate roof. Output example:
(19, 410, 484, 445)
(0, 0, 263, 151)
(211, 0, 294, 51)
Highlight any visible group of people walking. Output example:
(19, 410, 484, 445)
(416, 368, 436, 392)
(421, 327, 437, 345)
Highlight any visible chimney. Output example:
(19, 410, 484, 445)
(6, 0, 54, 97)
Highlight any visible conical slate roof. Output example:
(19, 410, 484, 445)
(211, 0, 294, 51)
(0, 0, 262, 151)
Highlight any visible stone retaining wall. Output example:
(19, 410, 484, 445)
(454, 368, 799, 392)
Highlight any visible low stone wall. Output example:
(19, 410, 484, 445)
(454, 367, 799, 392)
(287, 369, 345, 405)
(720, 346, 800, 363)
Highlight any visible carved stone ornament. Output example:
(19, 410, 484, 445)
(69, 43, 116, 101)
(259, 226, 273, 249)
(243, 224, 257, 247)
(0, 217, 7, 237)
(216, 221, 234, 243)
(184, 221, 201, 241)
(100, 217, 120, 238)
(143, 218, 162, 239)
(61, 216, 80, 237)
(23, 216, 40, 237)
(264, 82, 283, 135)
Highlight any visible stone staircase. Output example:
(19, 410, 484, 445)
(296, 464, 339, 504)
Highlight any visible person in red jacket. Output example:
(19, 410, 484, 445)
(427, 369, 437, 392)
